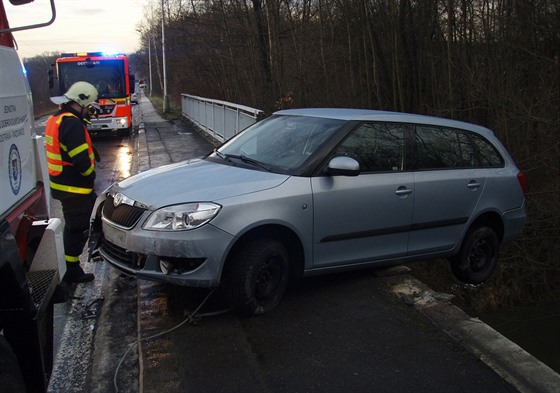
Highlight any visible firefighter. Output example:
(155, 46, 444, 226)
(45, 81, 99, 283)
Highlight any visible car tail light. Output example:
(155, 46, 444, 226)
(517, 171, 527, 196)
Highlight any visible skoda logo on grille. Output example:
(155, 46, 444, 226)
(113, 193, 125, 207)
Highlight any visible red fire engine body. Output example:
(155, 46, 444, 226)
(50, 52, 136, 136)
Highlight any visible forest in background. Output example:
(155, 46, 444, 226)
(23, 0, 559, 313)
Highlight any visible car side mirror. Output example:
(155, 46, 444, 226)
(327, 156, 360, 176)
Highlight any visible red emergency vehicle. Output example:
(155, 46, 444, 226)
(49, 52, 136, 136)
(1, 1, 67, 392)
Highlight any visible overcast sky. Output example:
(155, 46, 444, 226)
(5, 0, 151, 59)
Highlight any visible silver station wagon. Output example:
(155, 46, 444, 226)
(89, 108, 527, 316)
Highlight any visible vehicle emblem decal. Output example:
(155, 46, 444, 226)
(113, 192, 124, 207)
(9, 144, 22, 196)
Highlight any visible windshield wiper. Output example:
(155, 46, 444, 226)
(225, 154, 272, 172)
(214, 149, 231, 162)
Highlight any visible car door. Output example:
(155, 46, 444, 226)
(311, 122, 414, 269)
(407, 126, 487, 255)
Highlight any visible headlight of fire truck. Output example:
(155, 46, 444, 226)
(117, 118, 128, 127)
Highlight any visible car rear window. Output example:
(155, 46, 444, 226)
(469, 133, 505, 167)
(414, 126, 503, 169)
(415, 127, 477, 169)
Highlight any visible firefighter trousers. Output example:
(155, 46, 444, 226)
(59, 192, 97, 262)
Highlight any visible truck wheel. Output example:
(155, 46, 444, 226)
(0, 336, 26, 393)
(449, 226, 499, 284)
(229, 239, 290, 317)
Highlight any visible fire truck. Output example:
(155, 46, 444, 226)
(1, 1, 67, 392)
(49, 52, 136, 136)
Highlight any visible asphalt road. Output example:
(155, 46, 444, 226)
(137, 273, 518, 393)
(45, 94, 560, 393)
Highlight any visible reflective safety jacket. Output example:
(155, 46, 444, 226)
(45, 111, 96, 198)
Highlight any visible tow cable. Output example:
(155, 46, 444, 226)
(113, 287, 232, 392)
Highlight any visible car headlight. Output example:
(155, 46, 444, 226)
(143, 203, 221, 231)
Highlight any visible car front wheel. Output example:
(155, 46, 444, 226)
(229, 239, 290, 317)
(450, 225, 499, 284)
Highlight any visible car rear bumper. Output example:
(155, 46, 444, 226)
(502, 203, 526, 243)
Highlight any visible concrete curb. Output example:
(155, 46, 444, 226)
(134, 123, 150, 173)
(389, 276, 560, 393)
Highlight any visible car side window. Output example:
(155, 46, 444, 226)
(333, 123, 405, 172)
(469, 133, 505, 167)
(415, 126, 478, 169)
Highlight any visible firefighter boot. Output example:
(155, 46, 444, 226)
(63, 263, 94, 283)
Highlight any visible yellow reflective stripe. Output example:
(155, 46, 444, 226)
(45, 135, 53, 145)
(50, 181, 93, 195)
(60, 143, 68, 152)
(48, 163, 63, 172)
(65, 255, 80, 263)
(46, 151, 62, 160)
(68, 143, 89, 158)
(81, 164, 95, 177)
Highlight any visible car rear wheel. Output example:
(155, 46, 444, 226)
(450, 226, 499, 284)
(229, 239, 290, 317)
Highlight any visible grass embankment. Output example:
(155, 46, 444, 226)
(146, 94, 182, 121)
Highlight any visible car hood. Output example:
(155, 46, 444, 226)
(113, 158, 290, 209)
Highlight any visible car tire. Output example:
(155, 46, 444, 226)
(450, 225, 499, 284)
(229, 239, 290, 317)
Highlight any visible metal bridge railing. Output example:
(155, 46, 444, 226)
(181, 94, 264, 144)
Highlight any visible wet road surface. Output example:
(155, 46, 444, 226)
(46, 124, 139, 393)
(138, 274, 520, 393)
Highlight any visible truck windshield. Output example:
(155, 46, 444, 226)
(57, 60, 126, 99)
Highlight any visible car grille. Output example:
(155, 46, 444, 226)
(100, 237, 146, 270)
(102, 194, 146, 228)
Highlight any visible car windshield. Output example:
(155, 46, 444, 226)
(215, 115, 346, 173)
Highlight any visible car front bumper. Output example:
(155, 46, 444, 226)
(87, 117, 129, 132)
(97, 216, 234, 287)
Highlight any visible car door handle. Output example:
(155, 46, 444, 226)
(467, 180, 481, 189)
(394, 187, 412, 196)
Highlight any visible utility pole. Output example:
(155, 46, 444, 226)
(148, 35, 153, 96)
(161, 0, 169, 113)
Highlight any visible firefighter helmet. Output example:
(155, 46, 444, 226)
(50, 81, 99, 108)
